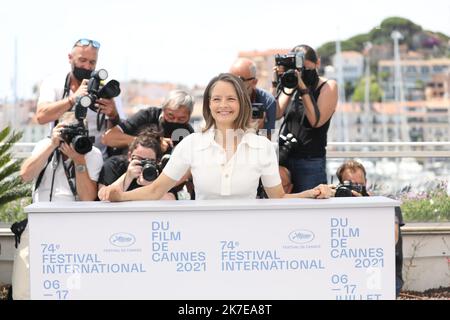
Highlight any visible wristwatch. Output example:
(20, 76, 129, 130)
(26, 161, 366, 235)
(75, 164, 87, 173)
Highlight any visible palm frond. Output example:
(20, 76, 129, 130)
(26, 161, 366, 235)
(0, 188, 32, 207)
(0, 161, 23, 183)
(0, 127, 11, 143)
(0, 176, 27, 195)
(0, 126, 29, 218)
(0, 129, 23, 156)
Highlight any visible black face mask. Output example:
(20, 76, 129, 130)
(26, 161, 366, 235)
(301, 69, 319, 88)
(73, 66, 92, 81)
(161, 121, 192, 146)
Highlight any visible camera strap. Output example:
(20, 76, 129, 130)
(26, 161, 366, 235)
(52, 73, 73, 129)
(35, 149, 77, 201)
(63, 73, 71, 100)
(60, 153, 77, 198)
(34, 151, 54, 193)
(49, 149, 60, 202)
(32, 148, 59, 202)
(97, 110, 106, 132)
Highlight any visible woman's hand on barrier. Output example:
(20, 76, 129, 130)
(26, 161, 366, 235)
(99, 185, 123, 202)
(313, 184, 333, 199)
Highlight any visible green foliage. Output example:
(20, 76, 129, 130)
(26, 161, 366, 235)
(398, 181, 450, 222)
(316, 16, 449, 67)
(351, 76, 383, 102)
(0, 126, 32, 222)
(0, 197, 30, 223)
(316, 41, 337, 66)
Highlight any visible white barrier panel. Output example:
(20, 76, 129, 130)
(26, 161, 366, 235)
(27, 197, 398, 300)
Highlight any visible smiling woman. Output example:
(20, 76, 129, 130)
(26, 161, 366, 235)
(99, 73, 333, 202)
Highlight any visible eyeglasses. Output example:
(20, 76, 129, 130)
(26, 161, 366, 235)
(73, 38, 101, 49)
(131, 155, 156, 162)
(238, 76, 256, 82)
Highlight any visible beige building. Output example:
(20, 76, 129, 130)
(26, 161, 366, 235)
(238, 49, 290, 92)
(378, 57, 450, 101)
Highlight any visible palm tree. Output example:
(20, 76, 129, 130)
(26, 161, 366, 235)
(0, 126, 31, 208)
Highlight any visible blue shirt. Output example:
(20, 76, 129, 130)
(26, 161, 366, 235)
(254, 88, 277, 131)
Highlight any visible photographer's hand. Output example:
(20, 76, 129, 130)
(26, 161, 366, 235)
(59, 143, 85, 165)
(125, 159, 143, 188)
(161, 137, 173, 153)
(71, 79, 89, 101)
(97, 98, 119, 121)
(127, 159, 143, 179)
(295, 69, 307, 90)
(20, 126, 64, 182)
(50, 124, 65, 148)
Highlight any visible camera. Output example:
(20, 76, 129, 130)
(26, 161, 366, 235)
(84, 69, 121, 109)
(140, 159, 161, 182)
(140, 155, 171, 182)
(274, 52, 305, 89)
(72, 69, 121, 119)
(335, 181, 369, 197)
(251, 102, 265, 119)
(278, 133, 298, 167)
(60, 123, 95, 154)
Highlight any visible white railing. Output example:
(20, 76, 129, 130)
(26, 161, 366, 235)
(6, 141, 450, 158)
(327, 142, 450, 158)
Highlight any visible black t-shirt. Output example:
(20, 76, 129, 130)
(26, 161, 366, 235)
(98, 155, 140, 191)
(282, 82, 331, 158)
(118, 107, 163, 136)
(118, 106, 195, 140)
(98, 155, 184, 197)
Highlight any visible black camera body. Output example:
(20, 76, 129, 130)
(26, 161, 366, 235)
(251, 103, 265, 119)
(278, 133, 298, 167)
(275, 52, 305, 89)
(335, 181, 369, 197)
(74, 69, 121, 112)
(60, 123, 95, 154)
(140, 159, 161, 182)
(275, 53, 298, 70)
(140, 152, 172, 182)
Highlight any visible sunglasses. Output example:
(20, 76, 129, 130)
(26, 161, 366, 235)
(73, 38, 101, 49)
(238, 76, 256, 82)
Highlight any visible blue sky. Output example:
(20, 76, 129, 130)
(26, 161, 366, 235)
(1, 0, 449, 99)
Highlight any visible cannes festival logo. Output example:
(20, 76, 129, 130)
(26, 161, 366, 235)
(288, 229, 315, 244)
(109, 232, 136, 247)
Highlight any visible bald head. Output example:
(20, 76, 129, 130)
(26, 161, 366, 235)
(229, 58, 258, 94)
(230, 58, 257, 77)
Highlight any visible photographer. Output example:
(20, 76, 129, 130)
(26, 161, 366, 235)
(98, 130, 176, 200)
(35, 38, 125, 159)
(275, 44, 338, 192)
(102, 90, 194, 153)
(100, 73, 333, 203)
(229, 58, 277, 139)
(335, 160, 405, 297)
(12, 112, 103, 300)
